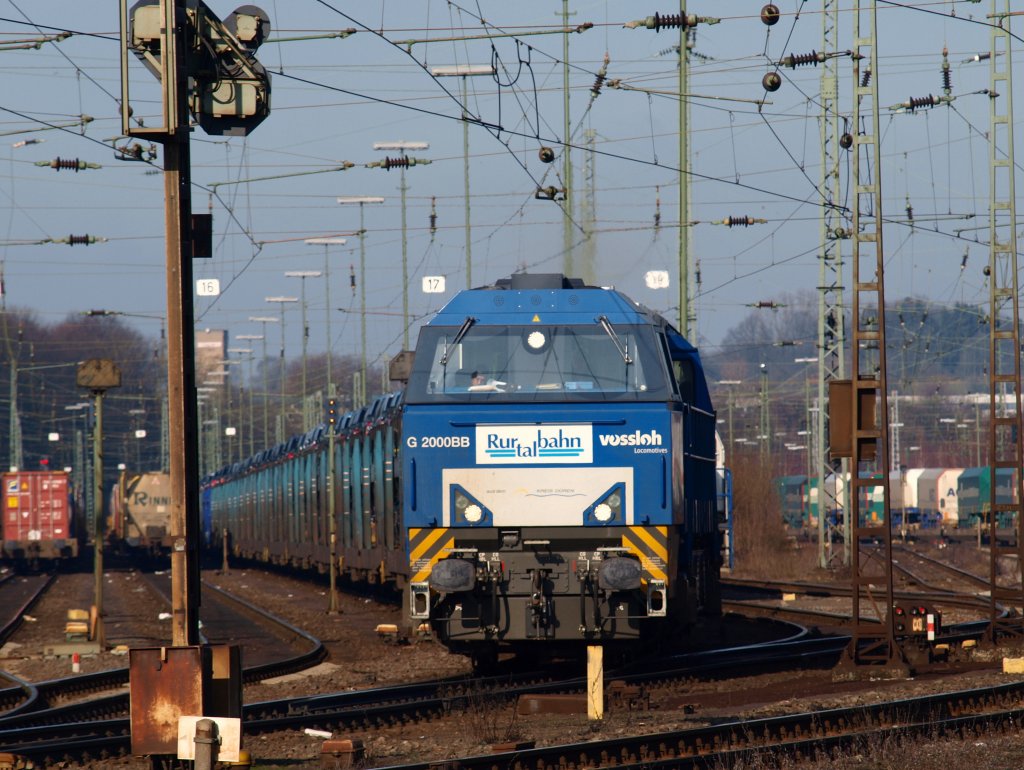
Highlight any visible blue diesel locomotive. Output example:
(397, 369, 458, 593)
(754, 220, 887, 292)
(204, 273, 721, 660)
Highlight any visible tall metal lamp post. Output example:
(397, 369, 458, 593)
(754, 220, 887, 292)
(759, 363, 769, 462)
(284, 271, 322, 427)
(64, 402, 91, 515)
(794, 357, 819, 481)
(303, 238, 348, 401)
(337, 197, 384, 408)
(303, 237, 347, 614)
(246, 317, 277, 447)
(265, 297, 297, 442)
(232, 339, 260, 456)
(372, 141, 429, 350)
(430, 65, 495, 289)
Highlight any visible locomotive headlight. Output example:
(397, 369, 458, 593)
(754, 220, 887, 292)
(452, 486, 491, 526)
(526, 331, 546, 350)
(584, 482, 626, 526)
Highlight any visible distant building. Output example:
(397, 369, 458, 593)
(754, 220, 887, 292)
(195, 329, 228, 386)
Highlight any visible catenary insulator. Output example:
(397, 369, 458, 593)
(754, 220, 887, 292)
(624, 13, 714, 31)
(66, 234, 98, 246)
(760, 4, 780, 25)
(782, 50, 823, 68)
(538, 146, 555, 163)
(960, 252, 968, 270)
(861, 68, 872, 88)
(349, 265, 356, 293)
(591, 52, 610, 97)
(695, 259, 702, 286)
(39, 157, 98, 172)
(721, 215, 766, 227)
(762, 72, 782, 92)
(941, 47, 952, 96)
(905, 199, 913, 221)
(648, 13, 684, 31)
(908, 94, 936, 112)
(983, 265, 991, 277)
(839, 133, 853, 150)
(654, 190, 661, 230)
(382, 156, 410, 170)
(429, 196, 437, 236)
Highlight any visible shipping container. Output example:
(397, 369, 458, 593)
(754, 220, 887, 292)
(110, 471, 172, 553)
(957, 466, 1016, 528)
(916, 468, 963, 525)
(775, 475, 806, 528)
(936, 469, 963, 524)
(2, 470, 78, 564)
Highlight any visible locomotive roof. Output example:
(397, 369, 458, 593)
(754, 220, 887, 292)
(429, 272, 687, 335)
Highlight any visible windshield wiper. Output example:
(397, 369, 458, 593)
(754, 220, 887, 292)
(440, 316, 476, 365)
(597, 315, 632, 364)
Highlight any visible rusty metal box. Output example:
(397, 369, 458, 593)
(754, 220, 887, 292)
(321, 739, 364, 769)
(129, 644, 241, 756)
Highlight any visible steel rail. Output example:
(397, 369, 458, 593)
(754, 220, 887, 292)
(0, 572, 56, 713)
(0, 577, 325, 730)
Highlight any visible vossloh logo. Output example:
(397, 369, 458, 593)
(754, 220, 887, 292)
(598, 429, 663, 448)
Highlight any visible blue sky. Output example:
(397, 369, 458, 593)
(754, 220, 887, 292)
(0, 1, 1015, 373)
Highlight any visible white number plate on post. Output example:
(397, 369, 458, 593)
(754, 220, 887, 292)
(196, 279, 221, 296)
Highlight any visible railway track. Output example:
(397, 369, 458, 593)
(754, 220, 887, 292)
(0, 572, 56, 714)
(723, 568, 994, 622)
(368, 679, 1024, 770)
(0, 574, 325, 734)
(0, 632, 849, 764)
(3, 558, 1018, 767)
(6, 630, 1022, 769)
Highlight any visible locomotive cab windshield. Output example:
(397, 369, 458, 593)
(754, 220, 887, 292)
(407, 320, 672, 402)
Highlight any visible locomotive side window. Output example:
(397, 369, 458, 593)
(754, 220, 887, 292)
(674, 359, 696, 403)
(409, 323, 672, 403)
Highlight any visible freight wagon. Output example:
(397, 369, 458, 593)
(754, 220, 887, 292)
(2, 470, 79, 567)
(957, 466, 1017, 528)
(915, 468, 962, 526)
(109, 471, 173, 555)
(775, 475, 807, 529)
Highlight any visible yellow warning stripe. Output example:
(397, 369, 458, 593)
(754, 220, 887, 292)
(622, 526, 668, 585)
(630, 525, 668, 560)
(408, 527, 454, 583)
